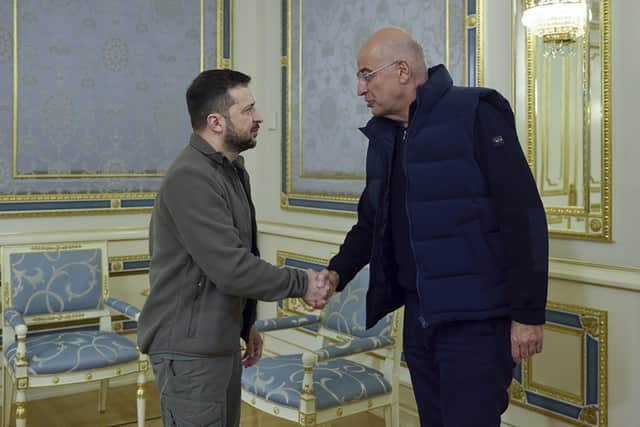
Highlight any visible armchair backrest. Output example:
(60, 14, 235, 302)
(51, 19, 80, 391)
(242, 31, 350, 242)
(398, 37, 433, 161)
(321, 268, 394, 339)
(1, 242, 108, 317)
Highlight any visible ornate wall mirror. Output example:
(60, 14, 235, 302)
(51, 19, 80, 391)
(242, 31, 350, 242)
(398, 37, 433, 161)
(513, 0, 611, 240)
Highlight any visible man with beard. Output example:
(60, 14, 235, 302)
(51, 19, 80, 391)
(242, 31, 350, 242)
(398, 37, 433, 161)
(137, 69, 333, 427)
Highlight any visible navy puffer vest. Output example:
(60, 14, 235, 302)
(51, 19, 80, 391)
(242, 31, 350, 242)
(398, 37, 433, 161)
(362, 65, 510, 328)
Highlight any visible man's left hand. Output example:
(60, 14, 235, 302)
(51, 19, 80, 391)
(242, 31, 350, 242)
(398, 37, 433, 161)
(511, 321, 544, 363)
(242, 325, 263, 368)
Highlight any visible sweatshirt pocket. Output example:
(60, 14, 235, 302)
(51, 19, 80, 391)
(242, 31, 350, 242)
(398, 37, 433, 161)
(187, 276, 205, 338)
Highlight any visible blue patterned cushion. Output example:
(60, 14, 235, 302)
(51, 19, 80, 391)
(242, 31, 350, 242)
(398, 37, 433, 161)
(105, 297, 140, 320)
(323, 268, 392, 338)
(255, 314, 320, 332)
(315, 336, 395, 361)
(4, 331, 138, 375)
(9, 249, 103, 315)
(242, 354, 391, 409)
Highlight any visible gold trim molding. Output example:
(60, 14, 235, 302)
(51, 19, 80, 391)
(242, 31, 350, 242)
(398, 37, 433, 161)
(511, 301, 608, 426)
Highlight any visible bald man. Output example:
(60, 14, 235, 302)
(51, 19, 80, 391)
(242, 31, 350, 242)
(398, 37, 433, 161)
(326, 28, 548, 426)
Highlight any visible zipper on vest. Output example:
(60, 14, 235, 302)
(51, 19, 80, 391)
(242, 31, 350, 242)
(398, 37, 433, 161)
(402, 127, 428, 329)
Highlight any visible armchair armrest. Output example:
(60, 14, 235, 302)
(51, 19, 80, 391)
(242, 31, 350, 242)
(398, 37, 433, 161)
(3, 309, 27, 336)
(105, 297, 141, 321)
(4, 309, 28, 365)
(255, 314, 320, 332)
(314, 336, 395, 362)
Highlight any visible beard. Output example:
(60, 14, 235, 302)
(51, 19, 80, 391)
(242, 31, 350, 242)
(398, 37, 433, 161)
(225, 120, 257, 153)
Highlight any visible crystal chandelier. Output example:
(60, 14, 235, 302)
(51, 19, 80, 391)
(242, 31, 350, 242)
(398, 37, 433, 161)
(522, 0, 589, 57)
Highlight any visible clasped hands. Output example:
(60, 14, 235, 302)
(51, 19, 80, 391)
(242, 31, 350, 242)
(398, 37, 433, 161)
(303, 269, 340, 309)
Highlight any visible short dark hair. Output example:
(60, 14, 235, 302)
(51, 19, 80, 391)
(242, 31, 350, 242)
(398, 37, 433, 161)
(186, 69, 251, 130)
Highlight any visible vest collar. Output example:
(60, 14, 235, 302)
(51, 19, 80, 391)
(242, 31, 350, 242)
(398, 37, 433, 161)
(360, 64, 453, 140)
(413, 64, 453, 119)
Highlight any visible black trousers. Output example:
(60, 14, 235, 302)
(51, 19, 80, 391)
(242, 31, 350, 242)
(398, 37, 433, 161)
(403, 295, 513, 427)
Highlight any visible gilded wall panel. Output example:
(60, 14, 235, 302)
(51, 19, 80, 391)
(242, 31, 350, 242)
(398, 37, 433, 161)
(513, 0, 612, 240)
(0, 0, 232, 216)
(281, 0, 483, 214)
(276, 251, 327, 318)
(510, 302, 607, 426)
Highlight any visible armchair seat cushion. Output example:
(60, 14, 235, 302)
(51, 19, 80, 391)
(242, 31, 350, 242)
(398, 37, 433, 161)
(242, 354, 391, 410)
(5, 331, 139, 375)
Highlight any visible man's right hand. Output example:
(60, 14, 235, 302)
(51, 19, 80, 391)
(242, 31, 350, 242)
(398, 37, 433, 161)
(327, 270, 340, 291)
(303, 269, 335, 309)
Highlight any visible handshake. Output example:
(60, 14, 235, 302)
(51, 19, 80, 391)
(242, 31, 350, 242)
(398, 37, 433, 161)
(303, 269, 340, 309)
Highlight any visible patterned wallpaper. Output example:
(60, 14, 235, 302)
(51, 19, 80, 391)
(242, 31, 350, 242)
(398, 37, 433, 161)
(282, 0, 481, 213)
(0, 0, 230, 215)
(300, 0, 449, 181)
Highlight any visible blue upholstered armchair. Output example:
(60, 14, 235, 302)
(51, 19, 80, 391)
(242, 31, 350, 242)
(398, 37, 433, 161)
(0, 241, 148, 427)
(241, 268, 402, 426)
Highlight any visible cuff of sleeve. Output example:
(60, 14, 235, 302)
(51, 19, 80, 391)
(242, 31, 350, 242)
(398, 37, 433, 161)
(290, 268, 308, 298)
(241, 299, 257, 343)
(327, 259, 349, 292)
(511, 308, 546, 325)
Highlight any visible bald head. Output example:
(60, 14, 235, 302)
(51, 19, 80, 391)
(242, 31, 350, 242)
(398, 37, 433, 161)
(359, 27, 428, 84)
(356, 27, 428, 124)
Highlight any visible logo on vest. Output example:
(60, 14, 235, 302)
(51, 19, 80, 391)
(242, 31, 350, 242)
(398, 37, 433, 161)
(492, 135, 505, 147)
